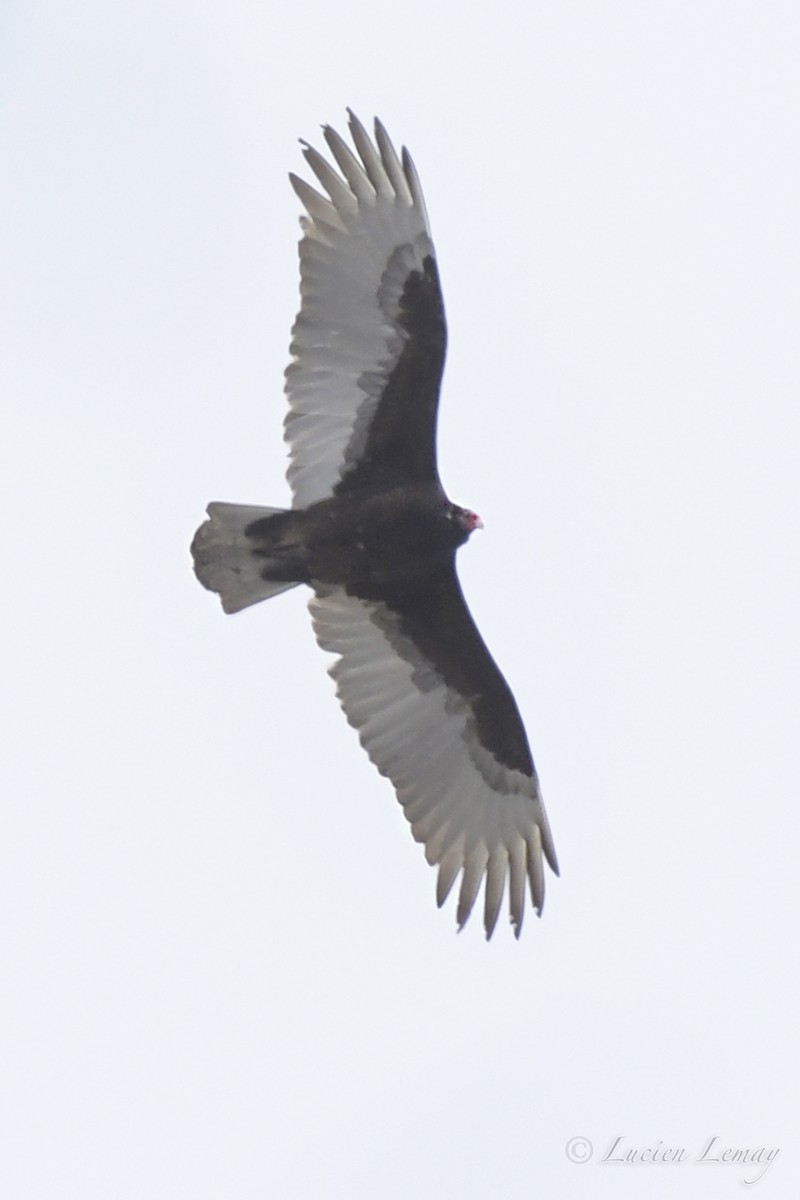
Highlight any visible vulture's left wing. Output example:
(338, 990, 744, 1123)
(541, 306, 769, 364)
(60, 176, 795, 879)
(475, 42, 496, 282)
(309, 565, 558, 939)
(285, 112, 446, 507)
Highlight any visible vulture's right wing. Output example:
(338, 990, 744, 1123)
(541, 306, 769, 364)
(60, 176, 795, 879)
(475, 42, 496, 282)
(285, 112, 447, 507)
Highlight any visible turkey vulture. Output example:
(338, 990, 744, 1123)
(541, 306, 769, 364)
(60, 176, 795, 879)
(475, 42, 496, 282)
(191, 111, 558, 938)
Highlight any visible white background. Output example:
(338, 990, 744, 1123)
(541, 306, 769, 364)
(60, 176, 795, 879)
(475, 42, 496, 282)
(2, 2, 798, 1196)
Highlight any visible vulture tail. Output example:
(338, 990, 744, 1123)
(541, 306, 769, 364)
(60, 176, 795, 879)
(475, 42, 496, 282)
(191, 502, 305, 614)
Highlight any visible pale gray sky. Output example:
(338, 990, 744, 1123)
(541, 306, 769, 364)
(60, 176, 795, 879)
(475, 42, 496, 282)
(2, 2, 798, 1197)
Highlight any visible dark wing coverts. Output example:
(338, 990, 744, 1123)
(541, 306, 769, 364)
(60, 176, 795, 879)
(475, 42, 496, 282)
(288, 115, 558, 938)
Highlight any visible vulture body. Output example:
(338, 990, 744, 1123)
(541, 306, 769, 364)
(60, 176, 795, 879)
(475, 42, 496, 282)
(191, 112, 558, 938)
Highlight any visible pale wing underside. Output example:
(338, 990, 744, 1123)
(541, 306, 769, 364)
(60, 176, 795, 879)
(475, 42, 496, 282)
(285, 112, 435, 507)
(309, 586, 557, 939)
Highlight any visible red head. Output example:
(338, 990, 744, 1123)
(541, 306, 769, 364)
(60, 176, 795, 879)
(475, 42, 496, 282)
(451, 505, 484, 534)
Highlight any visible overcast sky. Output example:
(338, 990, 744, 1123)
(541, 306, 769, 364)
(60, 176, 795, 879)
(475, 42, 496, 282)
(2, 2, 799, 1197)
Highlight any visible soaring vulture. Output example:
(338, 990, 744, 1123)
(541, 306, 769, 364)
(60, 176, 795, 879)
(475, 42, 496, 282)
(191, 112, 558, 938)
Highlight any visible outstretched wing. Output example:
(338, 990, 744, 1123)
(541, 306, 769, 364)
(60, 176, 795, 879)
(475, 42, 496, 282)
(285, 111, 447, 508)
(309, 564, 559, 939)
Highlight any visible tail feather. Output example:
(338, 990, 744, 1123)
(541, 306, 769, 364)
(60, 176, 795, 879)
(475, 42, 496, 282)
(191, 502, 301, 614)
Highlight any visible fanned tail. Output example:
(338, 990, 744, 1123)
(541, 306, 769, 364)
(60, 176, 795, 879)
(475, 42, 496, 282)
(191, 502, 303, 614)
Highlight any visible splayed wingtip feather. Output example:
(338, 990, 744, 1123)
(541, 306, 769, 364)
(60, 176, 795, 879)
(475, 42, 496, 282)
(483, 847, 507, 940)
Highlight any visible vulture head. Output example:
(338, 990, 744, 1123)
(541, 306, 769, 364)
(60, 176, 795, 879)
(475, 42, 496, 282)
(450, 504, 484, 537)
